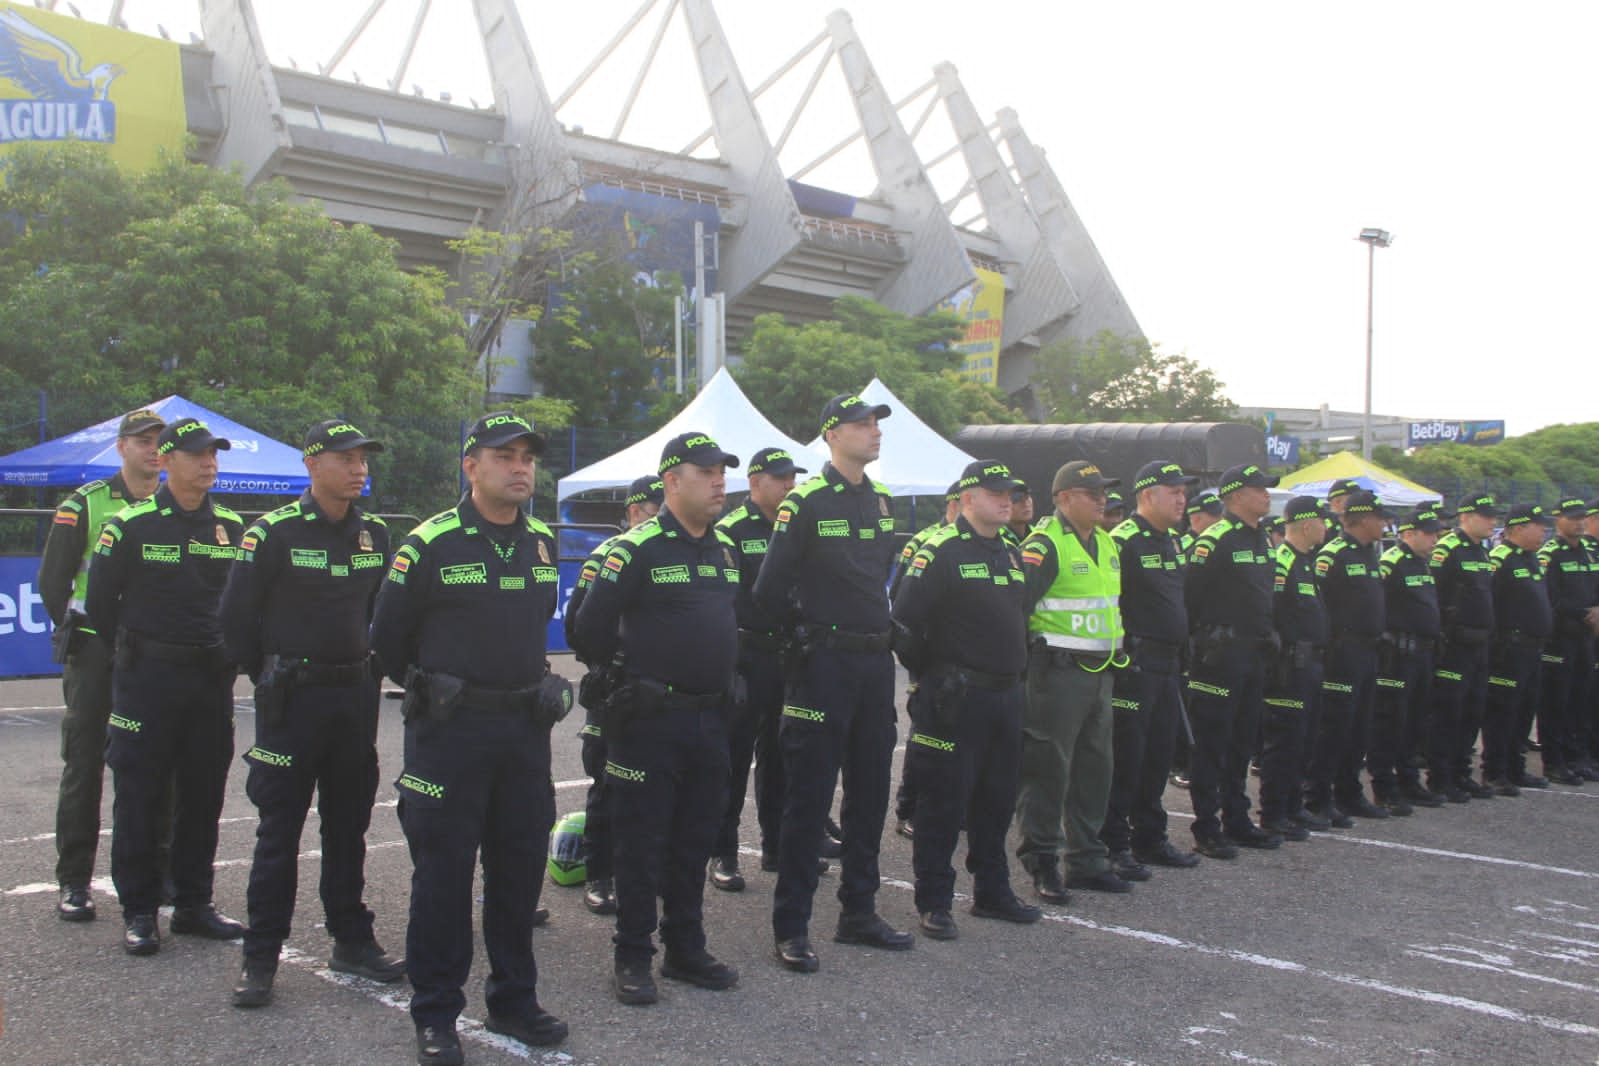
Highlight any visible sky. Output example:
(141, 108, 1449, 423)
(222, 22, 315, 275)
(49, 1, 1599, 435)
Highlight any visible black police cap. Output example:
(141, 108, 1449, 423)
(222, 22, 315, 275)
(464, 412, 545, 457)
(819, 394, 891, 434)
(1217, 464, 1279, 496)
(659, 431, 740, 474)
(625, 475, 664, 507)
(746, 447, 807, 478)
(1132, 460, 1198, 492)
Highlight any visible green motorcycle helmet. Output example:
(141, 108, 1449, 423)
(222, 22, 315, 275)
(547, 809, 587, 886)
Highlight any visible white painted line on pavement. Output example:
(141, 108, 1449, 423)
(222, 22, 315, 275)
(0, 704, 66, 713)
(1523, 787, 1599, 799)
(1404, 947, 1599, 993)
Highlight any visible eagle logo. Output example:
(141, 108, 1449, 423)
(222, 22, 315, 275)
(0, 10, 123, 102)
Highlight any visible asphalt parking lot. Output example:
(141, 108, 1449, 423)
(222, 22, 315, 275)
(2, 658, 1597, 1065)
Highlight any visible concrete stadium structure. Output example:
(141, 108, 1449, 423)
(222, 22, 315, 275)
(173, 0, 1140, 396)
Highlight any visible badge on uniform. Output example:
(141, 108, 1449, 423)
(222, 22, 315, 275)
(879, 497, 890, 517)
(722, 546, 735, 568)
(538, 541, 551, 565)
(215, 523, 229, 546)
(359, 529, 373, 551)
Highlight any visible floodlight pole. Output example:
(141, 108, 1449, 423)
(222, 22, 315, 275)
(1357, 228, 1393, 460)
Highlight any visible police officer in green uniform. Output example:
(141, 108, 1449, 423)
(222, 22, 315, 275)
(573, 432, 741, 1006)
(1308, 490, 1394, 822)
(565, 474, 662, 915)
(1371, 504, 1450, 812)
(37, 408, 166, 921)
(1537, 499, 1599, 785)
(1016, 461, 1129, 899)
(714, 448, 806, 887)
(892, 460, 1041, 939)
(1482, 504, 1554, 793)
(1102, 461, 1202, 876)
(1183, 464, 1281, 858)
(86, 417, 247, 955)
(1428, 494, 1501, 801)
(755, 394, 913, 973)
(371, 412, 568, 1063)
(1261, 496, 1329, 838)
(222, 420, 402, 1008)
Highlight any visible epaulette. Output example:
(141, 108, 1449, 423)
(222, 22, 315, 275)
(213, 503, 243, 524)
(715, 504, 748, 532)
(1109, 517, 1140, 544)
(114, 497, 159, 524)
(871, 479, 891, 497)
(248, 501, 303, 541)
(715, 528, 736, 549)
(411, 509, 462, 545)
(1273, 542, 1297, 576)
(1380, 544, 1405, 565)
(525, 515, 553, 538)
(1196, 518, 1234, 546)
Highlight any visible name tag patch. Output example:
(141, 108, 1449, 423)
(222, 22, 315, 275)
(291, 548, 328, 569)
(142, 544, 180, 564)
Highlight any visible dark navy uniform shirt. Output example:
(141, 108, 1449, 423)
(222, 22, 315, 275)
(717, 501, 782, 634)
(564, 530, 624, 664)
(1315, 532, 1385, 638)
(370, 494, 558, 688)
(220, 491, 390, 679)
(1379, 542, 1441, 637)
(85, 484, 244, 646)
(1489, 542, 1553, 638)
(1431, 528, 1495, 631)
(890, 515, 1028, 676)
(573, 506, 739, 694)
(1184, 512, 1273, 638)
(1538, 535, 1599, 625)
(753, 463, 897, 634)
(1272, 542, 1329, 646)
(1109, 513, 1187, 644)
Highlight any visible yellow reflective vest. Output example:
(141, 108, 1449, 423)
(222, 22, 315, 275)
(1025, 515, 1124, 665)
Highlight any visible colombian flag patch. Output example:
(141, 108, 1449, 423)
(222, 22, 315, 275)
(53, 510, 78, 527)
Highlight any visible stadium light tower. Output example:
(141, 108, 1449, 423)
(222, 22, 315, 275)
(1357, 227, 1394, 460)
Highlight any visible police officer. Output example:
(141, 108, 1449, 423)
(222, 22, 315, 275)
(892, 460, 1041, 939)
(1005, 480, 1035, 546)
(1102, 461, 1202, 877)
(1100, 490, 1127, 533)
(1482, 504, 1554, 794)
(37, 407, 167, 921)
(1428, 494, 1501, 802)
(221, 420, 402, 1008)
(1537, 499, 1599, 786)
(755, 394, 913, 973)
(1371, 504, 1450, 812)
(1308, 490, 1394, 823)
(1183, 464, 1280, 858)
(888, 481, 960, 840)
(1180, 490, 1224, 556)
(573, 432, 741, 1005)
(565, 474, 662, 915)
(714, 447, 806, 887)
(370, 412, 568, 1062)
(85, 416, 246, 955)
(1260, 496, 1329, 839)
(1016, 461, 1129, 898)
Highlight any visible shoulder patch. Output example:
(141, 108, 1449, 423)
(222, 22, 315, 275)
(413, 509, 463, 544)
(212, 504, 243, 524)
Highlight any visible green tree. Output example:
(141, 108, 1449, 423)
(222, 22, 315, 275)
(733, 296, 1022, 440)
(1032, 331, 1235, 423)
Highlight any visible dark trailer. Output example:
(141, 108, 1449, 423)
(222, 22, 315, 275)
(954, 422, 1266, 506)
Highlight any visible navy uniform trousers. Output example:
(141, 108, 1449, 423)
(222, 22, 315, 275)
(1541, 634, 1594, 772)
(579, 714, 612, 883)
(242, 676, 380, 962)
(399, 703, 553, 1030)
(716, 646, 786, 861)
(1371, 644, 1434, 794)
(1185, 639, 1264, 841)
(1310, 639, 1379, 809)
(773, 645, 896, 941)
(1483, 642, 1542, 782)
(105, 651, 234, 918)
(1260, 657, 1322, 825)
(1430, 640, 1492, 785)
(1102, 642, 1184, 854)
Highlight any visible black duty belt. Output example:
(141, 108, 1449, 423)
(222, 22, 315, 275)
(1283, 640, 1322, 658)
(958, 666, 1021, 691)
(1331, 631, 1379, 649)
(288, 659, 371, 687)
(738, 628, 784, 653)
(1447, 625, 1492, 647)
(1127, 636, 1183, 661)
(458, 683, 540, 715)
(812, 628, 892, 653)
(125, 631, 226, 665)
(1501, 630, 1547, 651)
(635, 676, 726, 713)
(1380, 632, 1429, 655)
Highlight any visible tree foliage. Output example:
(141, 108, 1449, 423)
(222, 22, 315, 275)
(1031, 331, 1235, 424)
(1374, 422, 1599, 493)
(733, 296, 1023, 440)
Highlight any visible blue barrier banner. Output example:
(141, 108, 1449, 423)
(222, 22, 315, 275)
(1407, 420, 1505, 448)
(0, 555, 59, 677)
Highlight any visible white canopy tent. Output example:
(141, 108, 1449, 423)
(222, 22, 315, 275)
(556, 368, 828, 500)
(807, 378, 977, 497)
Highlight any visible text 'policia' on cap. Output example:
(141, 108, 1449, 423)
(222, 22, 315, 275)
(746, 448, 807, 478)
(157, 417, 230, 455)
(625, 476, 664, 507)
(1217, 464, 1279, 496)
(658, 432, 740, 474)
(462, 412, 545, 457)
(118, 408, 165, 437)
(819, 394, 891, 434)
(955, 460, 1023, 493)
(303, 420, 384, 457)
(1132, 461, 1198, 492)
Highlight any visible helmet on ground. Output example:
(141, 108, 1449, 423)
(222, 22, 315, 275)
(547, 810, 586, 886)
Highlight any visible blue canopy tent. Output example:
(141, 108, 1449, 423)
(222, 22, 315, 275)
(0, 395, 313, 494)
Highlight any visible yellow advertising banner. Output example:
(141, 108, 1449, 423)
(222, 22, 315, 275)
(0, 2, 185, 171)
(938, 267, 1006, 385)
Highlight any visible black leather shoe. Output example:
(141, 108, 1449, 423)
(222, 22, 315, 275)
(1290, 808, 1332, 831)
(1400, 781, 1445, 807)
(1307, 803, 1355, 828)
(774, 936, 819, 973)
(969, 895, 1042, 924)
(708, 856, 745, 893)
(1511, 772, 1549, 789)
(584, 878, 617, 915)
(1169, 771, 1191, 789)
(1109, 850, 1152, 882)
(661, 950, 738, 990)
(834, 912, 915, 950)
(330, 939, 405, 982)
(1133, 840, 1201, 868)
(124, 912, 160, 956)
(819, 819, 844, 858)
(1547, 766, 1585, 786)
(613, 958, 658, 1005)
(1066, 869, 1132, 893)
(531, 906, 549, 928)
(1486, 777, 1521, 797)
(231, 958, 277, 1008)
(894, 818, 914, 839)
(486, 1008, 569, 1048)
(1459, 777, 1495, 799)
(170, 904, 244, 940)
(416, 1024, 463, 1065)
(1382, 795, 1415, 817)
(57, 884, 95, 922)
(1030, 863, 1071, 904)
(1261, 818, 1310, 842)
(1339, 795, 1391, 820)
(919, 909, 958, 940)
(1226, 823, 1283, 849)
(1192, 836, 1239, 860)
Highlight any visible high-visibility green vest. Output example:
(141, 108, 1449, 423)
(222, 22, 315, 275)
(68, 480, 123, 619)
(1026, 516, 1124, 662)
